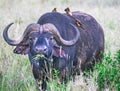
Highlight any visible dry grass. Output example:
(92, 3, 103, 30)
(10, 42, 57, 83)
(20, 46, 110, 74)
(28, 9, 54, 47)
(0, 0, 120, 91)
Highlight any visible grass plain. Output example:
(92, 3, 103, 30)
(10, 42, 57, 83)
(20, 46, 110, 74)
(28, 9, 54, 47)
(0, 0, 120, 91)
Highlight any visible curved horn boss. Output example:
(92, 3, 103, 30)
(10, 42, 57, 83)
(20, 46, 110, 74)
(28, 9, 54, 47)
(3, 23, 80, 46)
(42, 23, 80, 46)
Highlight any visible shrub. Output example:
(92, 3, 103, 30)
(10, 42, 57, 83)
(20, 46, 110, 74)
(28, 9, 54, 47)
(94, 50, 120, 91)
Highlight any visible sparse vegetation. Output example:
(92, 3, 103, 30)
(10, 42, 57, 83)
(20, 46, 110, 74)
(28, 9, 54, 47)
(0, 0, 120, 91)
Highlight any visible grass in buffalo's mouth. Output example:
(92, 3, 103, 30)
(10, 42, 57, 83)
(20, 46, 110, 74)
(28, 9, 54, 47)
(33, 54, 45, 60)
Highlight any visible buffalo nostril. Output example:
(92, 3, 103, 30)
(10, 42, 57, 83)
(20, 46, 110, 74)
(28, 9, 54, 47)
(34, 47, 39, 52)
(34, 46, 47, 53)
(43, 47, 47, 52)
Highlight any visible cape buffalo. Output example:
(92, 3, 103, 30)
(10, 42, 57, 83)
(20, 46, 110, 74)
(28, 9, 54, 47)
(3, 9, 104, 91)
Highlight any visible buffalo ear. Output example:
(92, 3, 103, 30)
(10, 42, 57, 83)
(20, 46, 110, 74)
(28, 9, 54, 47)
(52, 46, 66, 57)
(13, 45, 30, 55)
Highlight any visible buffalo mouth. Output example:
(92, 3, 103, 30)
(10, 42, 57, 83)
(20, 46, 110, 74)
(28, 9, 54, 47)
(33, 54, 46, 60)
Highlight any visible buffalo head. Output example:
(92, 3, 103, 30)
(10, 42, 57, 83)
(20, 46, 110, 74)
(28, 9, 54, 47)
(3, 22, 80, 90)
(3, 23, 79, 53)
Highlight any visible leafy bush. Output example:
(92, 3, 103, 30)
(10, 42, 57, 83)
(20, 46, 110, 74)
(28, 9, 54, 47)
(94, 50, 120, 91)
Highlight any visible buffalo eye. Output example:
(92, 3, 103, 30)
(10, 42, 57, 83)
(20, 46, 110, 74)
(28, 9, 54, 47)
(29, 37, 37, 42)
(49, 36, 54, 40)
(47, 36, 54, 41)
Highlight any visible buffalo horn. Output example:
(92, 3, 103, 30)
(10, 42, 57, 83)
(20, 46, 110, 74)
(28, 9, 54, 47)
(43, 23, 80, 46)
(3, 23, 40, 46)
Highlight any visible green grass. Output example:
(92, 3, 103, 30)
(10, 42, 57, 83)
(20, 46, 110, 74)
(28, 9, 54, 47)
(93, 50, 120, 91)
(47, 80, 67, 91)
(0, 0, 120, 91)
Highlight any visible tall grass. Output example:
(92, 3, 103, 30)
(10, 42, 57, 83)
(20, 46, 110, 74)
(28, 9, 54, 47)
(0, 0, 120, 91)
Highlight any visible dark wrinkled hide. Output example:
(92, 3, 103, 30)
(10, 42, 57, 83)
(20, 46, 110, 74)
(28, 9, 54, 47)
(3, 11, 104, 91)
